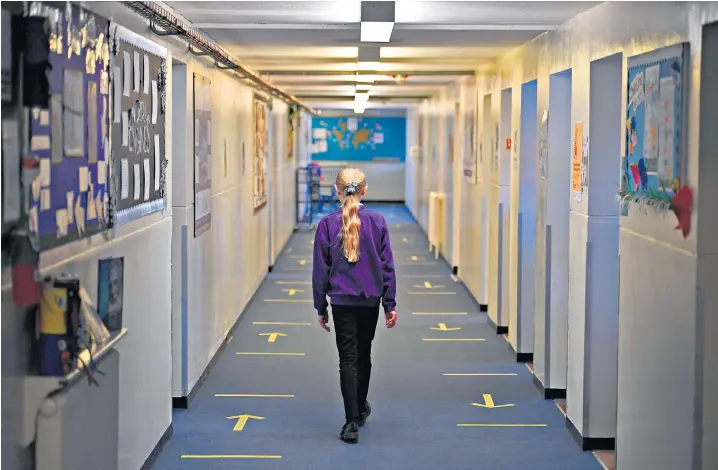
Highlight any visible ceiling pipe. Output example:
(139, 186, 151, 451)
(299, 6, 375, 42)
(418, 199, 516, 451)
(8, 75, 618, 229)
(120, 1, 317, 115)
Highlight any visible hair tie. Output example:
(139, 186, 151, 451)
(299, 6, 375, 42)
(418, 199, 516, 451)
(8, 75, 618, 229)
(343, 181, 358, 196)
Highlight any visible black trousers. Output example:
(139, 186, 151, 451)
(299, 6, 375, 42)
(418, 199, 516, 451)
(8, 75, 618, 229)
(331, 304, 380, 423)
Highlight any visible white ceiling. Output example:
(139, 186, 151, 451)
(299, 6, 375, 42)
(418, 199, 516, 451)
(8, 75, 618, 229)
(167, 1, 600, 111)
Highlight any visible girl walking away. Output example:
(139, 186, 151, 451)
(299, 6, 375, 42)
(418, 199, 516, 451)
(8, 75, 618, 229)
(312, 167, 398, 443)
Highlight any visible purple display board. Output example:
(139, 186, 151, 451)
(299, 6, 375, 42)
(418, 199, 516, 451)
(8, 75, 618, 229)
(28, 3, 111, 250)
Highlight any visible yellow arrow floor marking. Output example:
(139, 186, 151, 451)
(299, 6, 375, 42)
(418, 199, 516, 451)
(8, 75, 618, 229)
(430, 322, 462, 331)
(236, 352, 305, 356)
(422, 338, 485, 342)
(182, 455, 282, 460)
(282, 288, 305, 296)
(226, 414, 263, 432)
(215, 394, 294, 398)
(258, 332, 287, 343)
(457, 424, 547, 427)
(402, 237, 409, 242)
(471, 394, 515, 409)
(298, 260, 310, 266)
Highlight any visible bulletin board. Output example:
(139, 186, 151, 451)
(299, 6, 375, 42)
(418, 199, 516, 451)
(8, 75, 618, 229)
(620, 43, 688, 212)
(463, 100, 477, 184)
(109, 24, 167, 226)
(193, 73, 211, 237)
(28, 4, 111, 251)
(253, 93, 269, 211)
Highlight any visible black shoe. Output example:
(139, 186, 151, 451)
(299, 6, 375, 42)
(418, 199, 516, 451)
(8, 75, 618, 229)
(358, 401, 371, 427)
(340, 421, 359, 443)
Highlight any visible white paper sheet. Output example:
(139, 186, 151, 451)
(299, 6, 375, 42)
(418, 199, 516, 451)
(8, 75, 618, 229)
(312, 128, 327, 140)
(40, 188, 50, 211)
(39, 158, 51, 187)
(143, 54, 150, 94)
(122, 111, 129, 146)
(143, 158, 151, 200)
(66, 192, 74, 224)
(56, 208, 68, 237)
(113, 66, 122, 122)
(629, 71, 645, 112)
(78, 166, 89, 192)
(1, 119, 21, 222)
(133, 51, 140, 93)
(151, 80, 158, 124)
(31, 135, 50, 151)
(122, 51, 131, 97)
(347, 118, 358, 132)
(96, 192, 104, 220)
(28, 207, 38, 234)
(100, 70, 109, 95)
(74, 197, 85, 235)
(154, 134, 160, 190)
(97, 160, 106, 185)
(658, 77, 675, 180)
(87, 184, 97, 220)
(39, 110, 49, 126)
(317, 140, 328, 153)
(133, 163, 141, 200)
(121, 159, 129, 199)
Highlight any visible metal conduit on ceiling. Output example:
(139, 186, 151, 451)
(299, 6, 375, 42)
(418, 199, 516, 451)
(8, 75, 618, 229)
(120, 1, 317, 114)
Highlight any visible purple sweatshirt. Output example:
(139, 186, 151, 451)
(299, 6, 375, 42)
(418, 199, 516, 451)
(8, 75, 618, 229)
(312, 206, 397, 315)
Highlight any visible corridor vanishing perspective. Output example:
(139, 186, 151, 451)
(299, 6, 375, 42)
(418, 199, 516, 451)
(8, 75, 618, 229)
(153, 206, 601, 469)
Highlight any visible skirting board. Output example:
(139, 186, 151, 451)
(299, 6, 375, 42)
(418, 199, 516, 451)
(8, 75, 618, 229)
(140, 423, 173, 470)
(566, 416, 616, 451)
(487, 314, 509, 335)
(532, 374, 567, 399)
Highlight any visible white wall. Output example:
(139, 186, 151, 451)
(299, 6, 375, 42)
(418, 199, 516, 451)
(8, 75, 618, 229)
(411, 2, 718, 468)
(0, 3, 298, 470)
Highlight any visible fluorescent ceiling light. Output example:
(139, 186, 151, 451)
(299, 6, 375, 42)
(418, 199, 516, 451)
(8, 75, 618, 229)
(356, 74, 377, 84)
(355, 92, 370, 103)
(358, 61, 381, 71)
(355, 83, 372, 92)
(360, 21, 394, 42)
(354, 105, 366, 114)
(360, 1, 395, 43)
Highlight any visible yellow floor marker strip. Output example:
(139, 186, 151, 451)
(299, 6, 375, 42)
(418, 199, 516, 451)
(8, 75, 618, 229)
(443, 373, 518, 377)
(408, 292, 457, 295)
(276, 281, 311, 285)
(236, 352, 306, 356)
(412, 312, 467, 316)
(422, 338, 485, 342)
(215, 394, 294, 398)
(457, 424, 547, 427)
(253, 321, 312, 326)
(181, 455, 282, 459)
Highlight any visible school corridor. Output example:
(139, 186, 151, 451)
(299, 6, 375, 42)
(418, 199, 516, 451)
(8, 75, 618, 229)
(152, 205, 601, 470)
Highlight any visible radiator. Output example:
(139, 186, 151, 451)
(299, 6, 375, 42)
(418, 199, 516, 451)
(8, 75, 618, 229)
(428, 192, 446, 259)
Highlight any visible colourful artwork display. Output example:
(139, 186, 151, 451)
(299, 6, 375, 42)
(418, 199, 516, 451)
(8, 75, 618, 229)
(310, 116, 406, 162)
(193, 73, 211, 237)
(27, 3, 111, 250)
(621, 43, 692, 230)
(253, 94, 269, 211)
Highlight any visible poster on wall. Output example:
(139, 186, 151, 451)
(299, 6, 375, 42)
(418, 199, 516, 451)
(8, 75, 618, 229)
(572, 122, 583, 201)
(539, 110, 548, 182)
(620, 42, 688, 216)
(110, 24, 168, 226)
(491, 123, 499, 174)
(287, 105, 297, 161)
(477, 131, 484, 183)
(462, 105, 477, 184)
(27, 3, 111, 250)
(253, 93, 268, 211)
(311, 116, 406, 162)
(193, 73, 211, 237)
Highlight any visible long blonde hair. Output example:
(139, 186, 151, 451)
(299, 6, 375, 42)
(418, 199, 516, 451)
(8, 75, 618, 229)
(336, 168, 367, 263)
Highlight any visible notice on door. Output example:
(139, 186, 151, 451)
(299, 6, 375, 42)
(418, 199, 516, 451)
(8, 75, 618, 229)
(572, 122, 583, 201)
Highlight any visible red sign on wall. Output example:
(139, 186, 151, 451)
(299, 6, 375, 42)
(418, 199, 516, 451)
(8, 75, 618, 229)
(506, 138, 512, 150)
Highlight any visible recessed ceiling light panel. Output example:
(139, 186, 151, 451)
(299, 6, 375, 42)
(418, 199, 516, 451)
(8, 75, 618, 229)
(360, 1, 395, 43)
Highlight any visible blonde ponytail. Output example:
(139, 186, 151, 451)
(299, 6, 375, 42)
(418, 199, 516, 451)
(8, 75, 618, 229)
(341, 194, 361, 262)
(335, 167, 367, 263)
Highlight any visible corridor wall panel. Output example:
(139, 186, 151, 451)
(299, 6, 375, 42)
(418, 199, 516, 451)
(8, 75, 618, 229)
(408, 2, 718, 468)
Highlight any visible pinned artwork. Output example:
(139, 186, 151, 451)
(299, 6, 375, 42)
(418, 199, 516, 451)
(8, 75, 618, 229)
(110, 24, 168, 226)
(620, 43, 692, 237)
(27, 4, 111, 250)
(193, 73, 212, 236)
(253, 93, 269, 211)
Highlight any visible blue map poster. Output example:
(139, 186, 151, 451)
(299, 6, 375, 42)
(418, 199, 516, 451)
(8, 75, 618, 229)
(311, 116, 406, 162)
